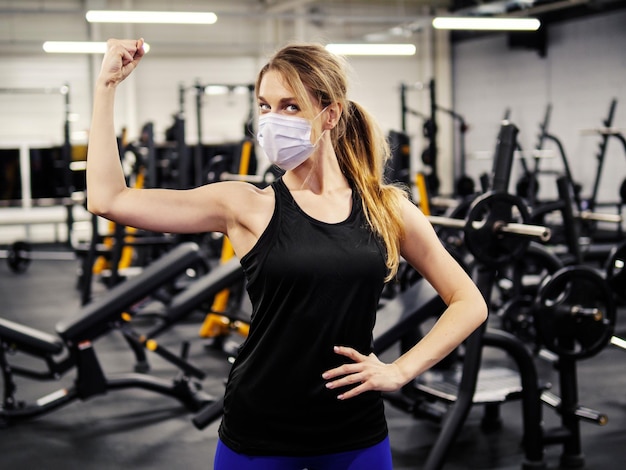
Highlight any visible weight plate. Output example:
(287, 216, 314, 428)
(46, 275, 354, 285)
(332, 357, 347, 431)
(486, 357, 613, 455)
(496, 242, 564, 304)
(605, 240, 626, 303)
(534, 265, 616, 360)
(7, 241, 32, 274)
(464, 191, 531, 267)
(498, 295, 539, 348)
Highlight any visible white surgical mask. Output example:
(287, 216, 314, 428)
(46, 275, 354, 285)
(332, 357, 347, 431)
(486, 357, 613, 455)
(257, 108, 326, 171)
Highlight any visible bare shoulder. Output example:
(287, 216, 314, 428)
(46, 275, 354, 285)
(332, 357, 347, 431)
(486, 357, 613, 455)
(398, 197, 441, 252)
(195, 180, 274, 209)
(222, 180, 274, 210)
(399, 195, 430, 227)
(204, 180, 275, 257)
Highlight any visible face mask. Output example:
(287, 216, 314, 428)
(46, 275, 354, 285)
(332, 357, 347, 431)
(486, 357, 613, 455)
(256, 108, 326, 171)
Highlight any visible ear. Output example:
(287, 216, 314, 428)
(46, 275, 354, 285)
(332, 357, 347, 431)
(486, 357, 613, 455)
(323, 102, 343, 130)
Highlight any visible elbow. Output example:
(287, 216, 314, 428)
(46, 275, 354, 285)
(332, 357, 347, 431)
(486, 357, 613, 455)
(86, 199, 104, 217)
(87, 202, 108, 219)
(86, 192, 113, 218)
(85, 183, 126, 219)
(477, 296, 489, 326)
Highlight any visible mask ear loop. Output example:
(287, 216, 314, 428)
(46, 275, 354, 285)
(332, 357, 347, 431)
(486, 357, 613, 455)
(311, 106, 329, 146)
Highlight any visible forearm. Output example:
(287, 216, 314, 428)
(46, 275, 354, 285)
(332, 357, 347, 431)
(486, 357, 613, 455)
(392, 298, 487, 384)
(86, 83, 128, 216)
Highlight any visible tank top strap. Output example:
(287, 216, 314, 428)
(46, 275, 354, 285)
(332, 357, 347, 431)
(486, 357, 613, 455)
(271, 177, 361, 227)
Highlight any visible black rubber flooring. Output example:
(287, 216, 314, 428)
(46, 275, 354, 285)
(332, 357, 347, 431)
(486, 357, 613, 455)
(1, 254, 626, 469)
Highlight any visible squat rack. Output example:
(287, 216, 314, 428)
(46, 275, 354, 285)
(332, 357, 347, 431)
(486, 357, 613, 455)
(175, 81, 256, 189)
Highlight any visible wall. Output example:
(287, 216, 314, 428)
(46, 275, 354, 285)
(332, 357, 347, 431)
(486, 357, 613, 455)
(453, 10, 626, 205)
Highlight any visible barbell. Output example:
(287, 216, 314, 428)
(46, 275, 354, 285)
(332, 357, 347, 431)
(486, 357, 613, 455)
(577, 210, 622, 224)
(534, 265, 616, 360)
(498, 241, 623, 360)
(427, 191, 551, 266)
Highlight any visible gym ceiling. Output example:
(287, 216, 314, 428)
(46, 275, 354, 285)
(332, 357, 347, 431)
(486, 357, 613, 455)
(0, 0, 625, 58)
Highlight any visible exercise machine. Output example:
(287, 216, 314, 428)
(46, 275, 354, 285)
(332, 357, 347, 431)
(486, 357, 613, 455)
(381, 122, 611, 469)
(123, 257, 247, 374)
(0, 243, 216, 426)
(396, 80, 474, 198)
(423, 123, 614, 469)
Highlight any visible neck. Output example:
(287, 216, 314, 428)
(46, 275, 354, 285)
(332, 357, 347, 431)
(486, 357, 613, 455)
(284, 137, 347, 194)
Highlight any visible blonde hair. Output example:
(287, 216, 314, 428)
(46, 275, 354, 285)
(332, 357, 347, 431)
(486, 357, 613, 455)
(256, 43, 408, 281)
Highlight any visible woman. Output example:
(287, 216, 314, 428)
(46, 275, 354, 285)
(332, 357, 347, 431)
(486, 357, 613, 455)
(87, 38, 487, 469)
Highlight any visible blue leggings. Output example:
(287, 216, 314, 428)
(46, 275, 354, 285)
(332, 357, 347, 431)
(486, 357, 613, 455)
(214, 437, 393, 470)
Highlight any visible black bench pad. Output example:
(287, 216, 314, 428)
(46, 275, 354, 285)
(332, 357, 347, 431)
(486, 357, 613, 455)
(56, 242, 202, 344)
(164, 259, 245, 324)
(0, 317, 64, 356)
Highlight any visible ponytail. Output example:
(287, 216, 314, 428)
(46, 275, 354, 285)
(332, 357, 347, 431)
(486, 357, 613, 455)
(334, 100, 408, 281)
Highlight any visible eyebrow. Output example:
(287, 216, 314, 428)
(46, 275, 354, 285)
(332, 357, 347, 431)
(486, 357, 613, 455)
(257, 96, 299, 105)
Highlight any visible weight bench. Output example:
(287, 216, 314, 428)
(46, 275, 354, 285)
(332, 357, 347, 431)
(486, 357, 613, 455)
(155, 258, 245, 334)
(0, 318, 64, 358)
(122, 258, 247, 372)
(0, 242, 216, 426)
(56, 242, 203, 343)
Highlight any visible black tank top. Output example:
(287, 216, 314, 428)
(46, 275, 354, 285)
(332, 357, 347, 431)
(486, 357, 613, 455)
(218, 178, 388, 456)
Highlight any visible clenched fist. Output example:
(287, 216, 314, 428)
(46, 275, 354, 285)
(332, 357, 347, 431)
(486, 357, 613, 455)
(98, 38, 146, 88)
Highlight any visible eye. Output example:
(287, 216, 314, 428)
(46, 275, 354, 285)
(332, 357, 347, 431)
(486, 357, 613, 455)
(258, 102, 270, 113)
(285, 104, 300, 113)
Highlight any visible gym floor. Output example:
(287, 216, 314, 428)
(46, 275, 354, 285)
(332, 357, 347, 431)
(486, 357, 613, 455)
(1, 253, 626, 469)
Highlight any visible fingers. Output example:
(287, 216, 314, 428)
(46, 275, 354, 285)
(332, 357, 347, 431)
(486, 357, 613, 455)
(322, 346, 366, 381)
(324, 370, 369, 400)
(322, 346, 384, 400)
(333, 382, 369, 401)
(99, 38, 146, 87)
(111, 38, 145, 66)
(331, 345, 367, 362)
(323, 346, 406, 400)
(106, 38, 145, 56)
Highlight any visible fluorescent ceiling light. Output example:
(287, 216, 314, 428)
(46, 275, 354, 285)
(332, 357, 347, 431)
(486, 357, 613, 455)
(43, 41, 150, 54)
(203, 85, 251, 95)
(204, 85, 230, 95)
(325, 43, 416, 56)
(432, 17, 540, 31)
(86, 10, 217, 24)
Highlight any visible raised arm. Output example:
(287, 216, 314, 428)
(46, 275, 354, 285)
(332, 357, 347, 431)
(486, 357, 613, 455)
(86, 39, 257, 238)
(86, 38, 145, 220)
